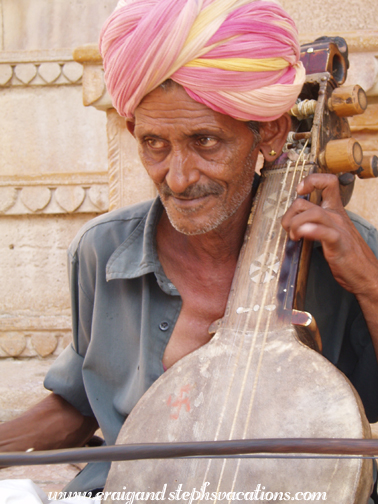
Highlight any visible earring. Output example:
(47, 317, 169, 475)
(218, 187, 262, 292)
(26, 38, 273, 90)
(269, 149, 277, 156)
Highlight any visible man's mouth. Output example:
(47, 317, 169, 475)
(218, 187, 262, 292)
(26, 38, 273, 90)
(168, 194, 214, 213)
(172, 194, 209, 201)
(156, 182, 224, 214)
(158, 183, 223, 201)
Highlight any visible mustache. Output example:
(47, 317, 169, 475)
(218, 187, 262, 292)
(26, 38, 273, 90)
(158, 182, 224, 199)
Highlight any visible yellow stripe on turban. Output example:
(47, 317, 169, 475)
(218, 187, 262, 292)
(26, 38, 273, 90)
(185, 57, 290, 72)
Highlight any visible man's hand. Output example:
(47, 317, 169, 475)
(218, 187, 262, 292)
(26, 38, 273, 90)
(282, 173, 378, 360)
(282, 173, 378, 295)
(0, 393, 98, 457)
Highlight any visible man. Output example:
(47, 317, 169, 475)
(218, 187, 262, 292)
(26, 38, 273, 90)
(1, 0, 378, 498)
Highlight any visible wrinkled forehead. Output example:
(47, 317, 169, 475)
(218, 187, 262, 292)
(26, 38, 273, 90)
(133, 83, 252, 139)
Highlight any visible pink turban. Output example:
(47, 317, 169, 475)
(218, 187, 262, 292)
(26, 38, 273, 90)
(99, 0, 305, 122)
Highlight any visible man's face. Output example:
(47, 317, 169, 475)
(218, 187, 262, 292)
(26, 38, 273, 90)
(132, 83, 260, 235)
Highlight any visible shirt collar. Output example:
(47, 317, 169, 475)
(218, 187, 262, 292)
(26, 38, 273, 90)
(106, 197, 179, 295)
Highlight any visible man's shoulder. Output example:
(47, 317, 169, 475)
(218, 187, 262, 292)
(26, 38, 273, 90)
(347, 210, 376, 232)
(346, 210, 378, 254)
(68, 199, 155, 258)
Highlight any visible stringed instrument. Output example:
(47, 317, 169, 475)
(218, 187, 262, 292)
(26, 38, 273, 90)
(104, 38, 376, 503)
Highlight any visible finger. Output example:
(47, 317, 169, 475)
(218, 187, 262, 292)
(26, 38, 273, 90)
(281, 199, 325, 232)
(285, 208, 338, 241)
(296, 173, 343, 210)
(293, 222, 339, 245)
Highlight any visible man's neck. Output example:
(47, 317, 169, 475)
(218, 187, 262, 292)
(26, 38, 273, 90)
(156, 192, 253, 369)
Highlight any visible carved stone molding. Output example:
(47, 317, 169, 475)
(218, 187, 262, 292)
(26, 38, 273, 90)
(0, 314, 72, 359)
(0, 173, 109, 215)
(0, 50, 83, 87)
(73, 44, 111, 109)
(0, 331, 71, 358)
(107, 110, 123, 210)
(107, 109, 156, 211)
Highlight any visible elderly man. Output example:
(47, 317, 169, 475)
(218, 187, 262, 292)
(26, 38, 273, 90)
(1, 0, 378, 499)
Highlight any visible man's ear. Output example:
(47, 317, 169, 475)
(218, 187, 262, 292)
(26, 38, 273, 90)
(259, 114, 291, 161)
(126, 120, 135, 136)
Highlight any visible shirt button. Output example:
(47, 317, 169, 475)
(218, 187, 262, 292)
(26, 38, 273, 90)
(159, 321, 170, 331)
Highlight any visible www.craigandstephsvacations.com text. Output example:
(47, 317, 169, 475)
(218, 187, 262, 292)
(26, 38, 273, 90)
(48, 483, 327, 502)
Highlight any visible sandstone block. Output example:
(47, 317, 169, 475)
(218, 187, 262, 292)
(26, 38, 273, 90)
(0, 187, 17, 213)
(55, 186, 86, 212)
(20, 186, 51, 212)
(31, 333, 58, 358)
(88, 184, 109, 211)
(14, 63, 37, 84)
(0, 64, 13, 85)
(82, 64, 106, 106)
(0, 86, 108, 178)
(62, 61, 83, 83)
(0, 333, 26, 357)
(38, 62, 62, 84)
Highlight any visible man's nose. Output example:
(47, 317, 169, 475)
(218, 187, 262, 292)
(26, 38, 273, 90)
(165, 149, 200, 194)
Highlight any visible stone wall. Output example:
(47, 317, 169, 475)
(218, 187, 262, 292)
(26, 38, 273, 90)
(0, 0, 117, 360)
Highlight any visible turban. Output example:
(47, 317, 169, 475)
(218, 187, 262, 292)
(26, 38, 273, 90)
(99, 0, 305, 122)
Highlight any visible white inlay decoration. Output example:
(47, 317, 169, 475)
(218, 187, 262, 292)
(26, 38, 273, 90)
(262, 189, 290, 220)
(249, 252, 280, 284)
(265, 304, 277, 312)
(237, 307, 251, 314)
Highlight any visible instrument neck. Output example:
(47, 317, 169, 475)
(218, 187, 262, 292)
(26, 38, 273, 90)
(222, 156, 313, 335)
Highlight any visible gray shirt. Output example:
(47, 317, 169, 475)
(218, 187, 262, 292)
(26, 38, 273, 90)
(44, 197, 378, 491)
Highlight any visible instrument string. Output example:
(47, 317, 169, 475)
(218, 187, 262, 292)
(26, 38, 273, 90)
(196, 166, 279, 497)
(228, 142, 310, 497)
(201, 142, 311, 502)
(240, 146, 310, 428)
(196, 311, 248, 496)
(195, 232, 250, 498)
(197, 172, 288, 502)
(210, 161, 296, 502)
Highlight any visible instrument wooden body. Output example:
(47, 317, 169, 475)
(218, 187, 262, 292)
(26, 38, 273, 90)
(105, 39, 372, 503)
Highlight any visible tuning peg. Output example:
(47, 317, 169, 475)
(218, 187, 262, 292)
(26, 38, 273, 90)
(357, 155, 378, 179)
(319, 138, 363, 173)
(328, 85, 367, 117)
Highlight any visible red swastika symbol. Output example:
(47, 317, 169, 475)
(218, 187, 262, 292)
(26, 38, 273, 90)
(167, 384, 191, 420)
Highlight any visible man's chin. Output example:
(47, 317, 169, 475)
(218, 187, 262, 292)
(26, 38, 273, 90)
(164, 205, 236, 236)
(159, 189, 251, 236)
(160, 196, 216, 235)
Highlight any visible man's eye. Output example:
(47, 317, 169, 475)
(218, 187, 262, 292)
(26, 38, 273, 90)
(197, 137, 218, 147)
(146, 138, 166, 149)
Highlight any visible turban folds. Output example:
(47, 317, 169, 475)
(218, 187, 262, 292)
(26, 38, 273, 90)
(99, 0, 305, 122)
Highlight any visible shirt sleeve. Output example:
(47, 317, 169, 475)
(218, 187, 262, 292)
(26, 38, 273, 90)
(44, 241, 95, 418)
(347, 213, 378, 422)
(305, 212, 378, 423)
(44, 344, 94, 417)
